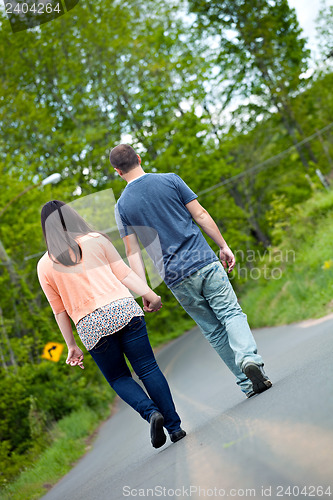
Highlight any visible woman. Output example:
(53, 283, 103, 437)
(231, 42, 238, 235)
(37, 200, 185, 448)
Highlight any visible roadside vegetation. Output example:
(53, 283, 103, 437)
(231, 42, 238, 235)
(0, 407, 111, 500)
(239, 190, 333, 327)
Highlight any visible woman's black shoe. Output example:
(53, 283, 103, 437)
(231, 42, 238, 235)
(150, 412, 166, 448)
(170, 429, 186, 443)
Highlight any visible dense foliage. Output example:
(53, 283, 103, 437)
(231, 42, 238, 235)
(0, 0, 333, 486)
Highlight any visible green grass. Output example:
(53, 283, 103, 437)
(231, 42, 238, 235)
(0, 405, 111, 500)
(239, 190, 333, 327)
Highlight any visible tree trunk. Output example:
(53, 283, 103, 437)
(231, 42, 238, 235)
(0, 238, 24, 337)
(278, 98, 318, 165)
(0, 339, 8, 372)
(227, 182, 272, 247)
(0, 306, 17, 371)
(254, 61, 318, 168)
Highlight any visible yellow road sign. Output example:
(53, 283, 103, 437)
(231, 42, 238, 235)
(41, 342, 64, 362)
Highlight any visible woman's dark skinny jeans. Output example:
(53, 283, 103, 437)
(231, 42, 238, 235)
(89, 316, 181, 434)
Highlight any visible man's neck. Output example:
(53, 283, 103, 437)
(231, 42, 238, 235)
(123, 166, 146, 184)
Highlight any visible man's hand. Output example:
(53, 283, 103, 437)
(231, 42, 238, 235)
(220, 245, 236, 273)
(66, 345, 85, 370)
(143, 294, 162, 312)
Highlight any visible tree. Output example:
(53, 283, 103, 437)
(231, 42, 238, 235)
(0, 0, 207, 345)
(188, 0, 318, 168)
(0, 0, 207, 192)
(316, 3, 333, 61)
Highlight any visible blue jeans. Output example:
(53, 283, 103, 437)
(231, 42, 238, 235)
(170, 262, 263, 395)
(89, 316, 181, 434)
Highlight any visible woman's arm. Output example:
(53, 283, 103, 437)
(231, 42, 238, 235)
(121, 270, 162, 312)
(54, 311, 84, 369)
(103, 238, 161, 311)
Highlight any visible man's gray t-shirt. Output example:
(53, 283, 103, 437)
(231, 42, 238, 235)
(115, 173, 218, 288)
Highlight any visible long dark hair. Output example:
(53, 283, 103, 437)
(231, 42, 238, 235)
(41, 200, 106, 266)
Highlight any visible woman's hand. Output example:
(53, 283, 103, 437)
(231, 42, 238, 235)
(54, 312, 84, 368)
(66, 345, 85, 369)
(120, 269, 162, 312)
(143, 293, 162, 313)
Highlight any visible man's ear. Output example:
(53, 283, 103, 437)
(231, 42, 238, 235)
(114, 167, 123, 177)
(137, 154, 141, 165)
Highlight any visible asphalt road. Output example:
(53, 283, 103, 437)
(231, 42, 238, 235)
(42, 314, 333, 500)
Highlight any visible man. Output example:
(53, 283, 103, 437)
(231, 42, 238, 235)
(111, 144, 272, 398)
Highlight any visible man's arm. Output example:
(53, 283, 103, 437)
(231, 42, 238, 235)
(186, 199, 236, 272)
(121, 270, 162, 312)
(122, 233, 147, 282)
(115, 205, 146, 282)
(122, 233, 158, 311)
(104, 234, 160, 311)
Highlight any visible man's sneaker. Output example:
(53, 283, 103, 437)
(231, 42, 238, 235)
(170, 429, 186, 443)
(242, 362, 272, 394)
(150, 412, 166, 449)
(246, 390, 256, 399)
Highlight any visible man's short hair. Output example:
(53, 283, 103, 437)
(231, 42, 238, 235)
(109, 144, 139, 173)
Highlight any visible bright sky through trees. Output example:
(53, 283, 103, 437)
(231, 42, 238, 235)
(288, 0, 333, 57)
